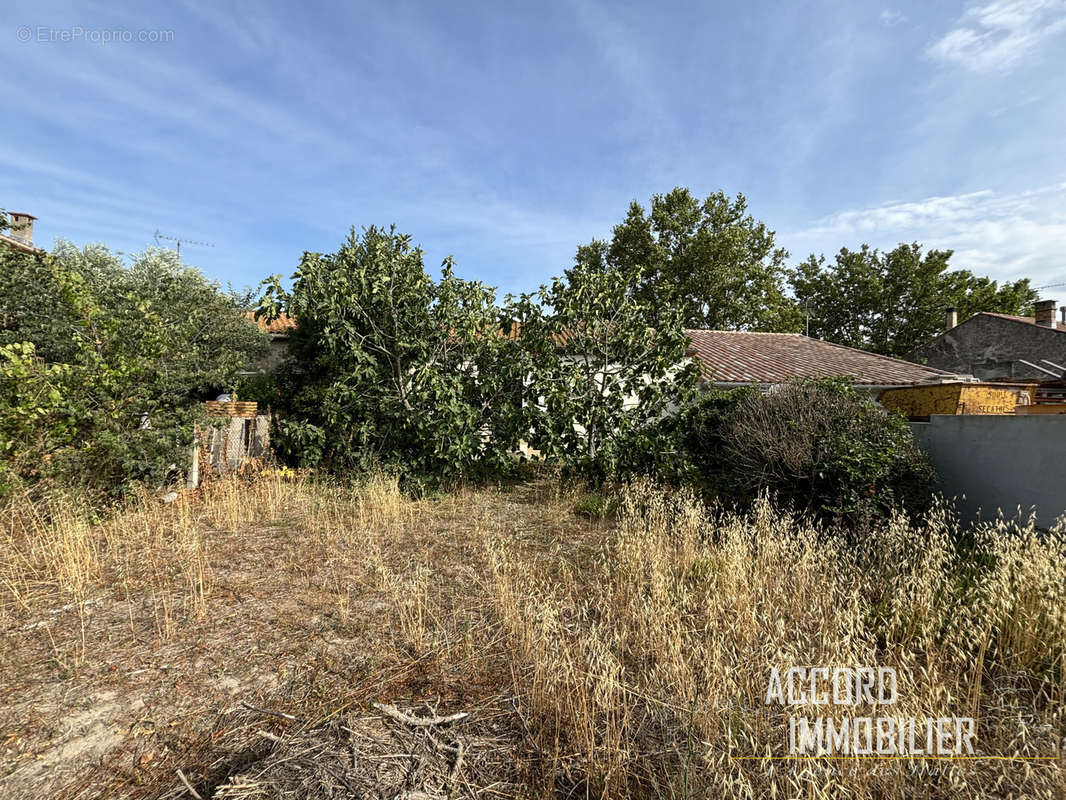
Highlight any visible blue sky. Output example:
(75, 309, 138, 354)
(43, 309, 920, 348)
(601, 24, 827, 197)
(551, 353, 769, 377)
(4, 0, 1066, 298)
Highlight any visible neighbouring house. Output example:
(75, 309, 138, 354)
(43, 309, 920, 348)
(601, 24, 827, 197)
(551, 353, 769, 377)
(242, 316, 968, 393)
(910, 301, 1066, 382)
(878, 382, 1028, 420)
(903, 303, 1066, 525)
(685, 329, 966, 390)
(244, 312, 296, 373)
(0, 211, 41, 253)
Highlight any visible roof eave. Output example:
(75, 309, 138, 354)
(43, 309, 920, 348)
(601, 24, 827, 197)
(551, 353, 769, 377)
(0, 233, 42, 254)
(703, 377, 970, 390)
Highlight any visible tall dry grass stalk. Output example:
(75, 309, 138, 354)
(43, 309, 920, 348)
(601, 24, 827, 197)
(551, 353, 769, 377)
(489, 482, 1066, 798)
(2, 473, 1062, 799)
(0, 471, 412, 667)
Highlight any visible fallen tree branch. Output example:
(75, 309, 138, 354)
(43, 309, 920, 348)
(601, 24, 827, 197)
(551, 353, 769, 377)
(373, 702, 469, 728)
(175, 768, 204, 800)
(240, 700, 304, 723)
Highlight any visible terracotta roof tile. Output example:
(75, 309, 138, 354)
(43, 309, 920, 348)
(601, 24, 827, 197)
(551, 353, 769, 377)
(685, 330, 956, 386)
(246, 312, 296, 336)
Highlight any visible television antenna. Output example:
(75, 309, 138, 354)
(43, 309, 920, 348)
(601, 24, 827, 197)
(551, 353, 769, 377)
(153, 230, 215, 256)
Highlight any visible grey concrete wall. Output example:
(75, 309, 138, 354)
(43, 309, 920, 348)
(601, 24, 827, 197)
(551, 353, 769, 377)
(911, 415, 1066, 528)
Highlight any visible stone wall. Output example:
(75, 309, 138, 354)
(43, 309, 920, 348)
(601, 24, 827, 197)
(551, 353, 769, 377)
(911, 314, 1066, 381)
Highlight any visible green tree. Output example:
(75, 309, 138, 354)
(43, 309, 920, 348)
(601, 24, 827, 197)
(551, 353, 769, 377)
(584, 187, 799, 331)
(259, 225, 700, 484)
(0, 240, 266, 496)
(258, 225, 523, 481)
(512, 250, 700, 479)
(790, 243, 1037, 358)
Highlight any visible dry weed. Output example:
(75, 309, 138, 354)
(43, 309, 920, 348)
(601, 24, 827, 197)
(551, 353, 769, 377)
(489, 482, 1066, 798)
(2, 475, 1063, 799)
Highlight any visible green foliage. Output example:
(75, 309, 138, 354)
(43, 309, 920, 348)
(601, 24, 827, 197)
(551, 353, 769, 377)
(631, 379, 936, 526)
(258, 225, 525, 482)
(573, 491, 616, 520)
(622, 387, 757, 492)
(260, 225, 700, 486)
(790, 243, 1038, 358)
(0, 342, 76, 493)
(722, 379, 936, 524)
(587, 187, 800, 331)
(235, 371, 280, 409)
(0, 241, 267, 496)
(509, 254, 700, 481)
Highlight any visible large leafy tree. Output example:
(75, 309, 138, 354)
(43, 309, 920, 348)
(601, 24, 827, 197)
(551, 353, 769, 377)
(586, 187, 799, 331)
(511, 247, 700, 479)
(790, 243, 1038, 358)
(258, 225, 524, 480)
(0, 240, 266, 495)
(258, 225, 699, 483)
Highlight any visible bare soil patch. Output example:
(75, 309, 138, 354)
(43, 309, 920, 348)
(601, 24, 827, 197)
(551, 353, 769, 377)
(0, 476, 599, 799)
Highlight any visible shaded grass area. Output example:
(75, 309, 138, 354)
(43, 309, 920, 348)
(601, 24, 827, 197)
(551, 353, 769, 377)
(1, 474, 1063, 798)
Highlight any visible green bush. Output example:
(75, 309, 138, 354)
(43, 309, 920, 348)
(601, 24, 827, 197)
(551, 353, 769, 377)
(573, 491, 617, 520)
(625, 379, 936, 526)
(0, 240, 267, 497)
(235, 371, 281, 410)
(722, 378, 936, 524)
(619, 387, 756, 493)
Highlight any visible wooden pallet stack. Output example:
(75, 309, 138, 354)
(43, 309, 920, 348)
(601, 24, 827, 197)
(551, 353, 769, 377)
(187, 402, 271, 488)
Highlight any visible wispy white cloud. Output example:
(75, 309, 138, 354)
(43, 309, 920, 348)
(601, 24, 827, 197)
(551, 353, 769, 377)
(927, 0, 1066, 72)
(565, 0, 672, 130)
(791, 183, 1066, 285)
(879, 9, 907, 27)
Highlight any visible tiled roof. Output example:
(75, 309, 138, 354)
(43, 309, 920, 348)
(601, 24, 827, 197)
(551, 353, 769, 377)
(979, 311, 1066, 332)
(685, 330, 957, 386)
(247, 311, 296, 336)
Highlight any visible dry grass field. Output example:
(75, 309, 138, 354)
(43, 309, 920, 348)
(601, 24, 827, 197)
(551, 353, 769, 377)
(1, 473, 1063, 799)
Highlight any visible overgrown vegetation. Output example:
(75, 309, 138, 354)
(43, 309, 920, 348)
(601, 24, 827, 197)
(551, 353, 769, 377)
(508, 254, 699, 481)
(492, 483, 1065, 798)
(1, 476, 1061, 798)
(1, 200, 1053, 797)
(624, 378, 936, 524)
(0, 234, 266, 497)
(1, 190, 1033, 505)
(257, 224, 698, 488)
(256, 225, 522, 481)
(253, 223, 936, 521)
